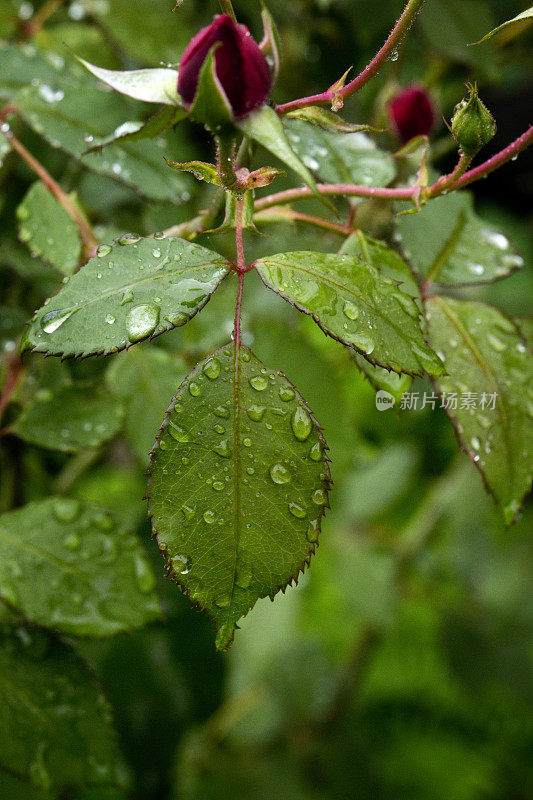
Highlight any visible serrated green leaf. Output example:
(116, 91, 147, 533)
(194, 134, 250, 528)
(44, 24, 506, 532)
(148, 342, 331, 650)
(396, 192, 523, 285)
(165, 159, 221, 185)
(11, 384, 124, 453)
(188, 47, 234, 129)
(471, 6, 533, 44)
(22, 236, 231, 358)
(0, 624, 125, 794)
(352, 354, 412, 403)
(11, 49, 190, 201)
(426, 297, 533, 524)
(236, 106, 330, 209)
(283, 119, 396, 188)
(0, 498, 161, 635)
(16, 181, 81, 275)
(255, 251, 444, 375)
(78, 57, 181, 104)
(86, 105, 188, 153)
(106, 345, 188, 465)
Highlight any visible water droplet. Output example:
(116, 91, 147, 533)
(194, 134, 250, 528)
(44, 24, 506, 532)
(213, 424, 225, 434)
(213, 439, 231, 458)
(203, 358, 221, 379)
(215, 595, 230, 607)
(152, 248, 161, 258)
(309, 442, 322, 461)
(188, 381, 201, 397)
(467, 262, 485, 276)
(242, 351, 251, 362)
(52, 497, 80, 523)
(203, 510, 216, 524)
(63, 533, 80, 550)
(105, 313, 115, 325)
(487, 333, 506, 352)
(212, 481, 224, 491)
(168, 422, 189, 442)
(291, 407, 312, 441)
(41, 308, 75, 333)
(165, 310, 189, 326)
(126, 304, 159, 342)
(288, 502, 307, 519)
(471, 436, 481, 451)
(250, 375, 268, 391)
(38, 84, 64, 103)
(96, 244, 112, 257)
(312, 488, 327, 505)
(345, 332, 375, 354)
(182, 504, 196, 521)
(242, 437, 252, 448)
(412, 343, 438, 370)
(171, 554, 191, 575)
(306, 519, 319, 543)
(117, 232, 141, 245)
(483, 230, 509, 250)
(120, 289, 134, 306)
(247, 404, 266, 421)
(270, 462, 291, 484)
(343, 300, 359, 320)
(134, 554, 156, 593)
(279, 386, 295, 402)
(236, 566, 252, 589)
(214, 405, 230, 418)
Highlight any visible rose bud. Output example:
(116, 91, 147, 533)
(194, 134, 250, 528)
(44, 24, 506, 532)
(388, 85, 435, 143)
(451, 83, 496, 157)
(177, 14, 272, 120)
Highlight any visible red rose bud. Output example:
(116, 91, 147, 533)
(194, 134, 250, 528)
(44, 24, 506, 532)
(388, 86, 435, 143)
(178, 14, 272, 119)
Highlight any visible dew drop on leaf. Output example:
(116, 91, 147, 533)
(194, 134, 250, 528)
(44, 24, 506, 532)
(306, 519, 319, 542)
(126, 304, 160, 342)
(288, 501, 307, 518)
(249, 375, 269, 391)
(291, 407, 312, 441)
(213, 439, 231, 458)
(168, 422, 189, 442)
(309, 442, 322, 461)
(270, 462, 291, 484)
(203, 358, 221, 379)
(279, 386, 295, 402)
(343, 300, 359, 320)
(312, 488, 328, 505)
(189, 381, 202, 396)
(96, 244, 112, 257)
(52, 497, 81, 523)
(41, 308, 75, 334)
(247, 404, 266, 421)
(203, 510, 216, 524)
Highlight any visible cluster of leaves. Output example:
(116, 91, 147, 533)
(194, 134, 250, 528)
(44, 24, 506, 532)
(0, 0, 532, 798)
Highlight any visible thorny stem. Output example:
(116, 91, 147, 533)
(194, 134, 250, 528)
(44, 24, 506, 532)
(254, 123, 533, 211)
(7, 131, 98, 262)
(253, 206, 359, 237)
(233, 196, 246, 346)
(276, 0, 428, 115)
(429, 150, 472, 195)
(218, 0, 237, 23)
(429, 123, 533, 195)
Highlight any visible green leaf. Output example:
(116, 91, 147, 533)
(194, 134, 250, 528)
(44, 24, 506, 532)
(426, 297, 533, 524)
(0, 498, 161, 635)
(236, 106, 329, 209)
(0, 42, 68, 99)
(188, 47, 234, 129)
(471, 7, 533, 44)
(148, 342, 331, 650)
(12, 50, 190, 201)
(106, 345, 188, 465)
(254, 251, 444, 375)
(352, 354, 412, 403)
(86, 105, 188, 153)
(78, 57, 181, 104)
(0, 624, 125, 794)
(165, 159, 221, 185)
(396, 192, 523, 285)
(339, 232, 420, 296)
(260, 1, 282, 83)
(22, 236, 231, 358)
(16, 181, 81, 275)
(285, 106, 383, 136)
(283, 119, 396, 188)
(11, 384, 124, 453)
(0, 238, 60, 288)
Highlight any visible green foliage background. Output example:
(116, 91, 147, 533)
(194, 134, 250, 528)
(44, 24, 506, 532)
(0, 0, 532, 798)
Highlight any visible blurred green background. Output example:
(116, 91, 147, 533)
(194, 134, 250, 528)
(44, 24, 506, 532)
(0, 1, 532, 799)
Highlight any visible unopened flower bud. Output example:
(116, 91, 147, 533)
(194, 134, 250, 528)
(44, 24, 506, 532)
(177, 14, 272, 120)
(388, 85, 435, 142)
(450, 83, 496, 157)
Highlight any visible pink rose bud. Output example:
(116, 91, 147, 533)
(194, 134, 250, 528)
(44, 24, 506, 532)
(388, 86, 435, 143)
(177, 14, 272, 119)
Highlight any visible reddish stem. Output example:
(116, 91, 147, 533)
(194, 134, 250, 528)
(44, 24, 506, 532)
(0, 356, 23, 433)
(276, 0, 427, 114)
(233, 196, 246, 346)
